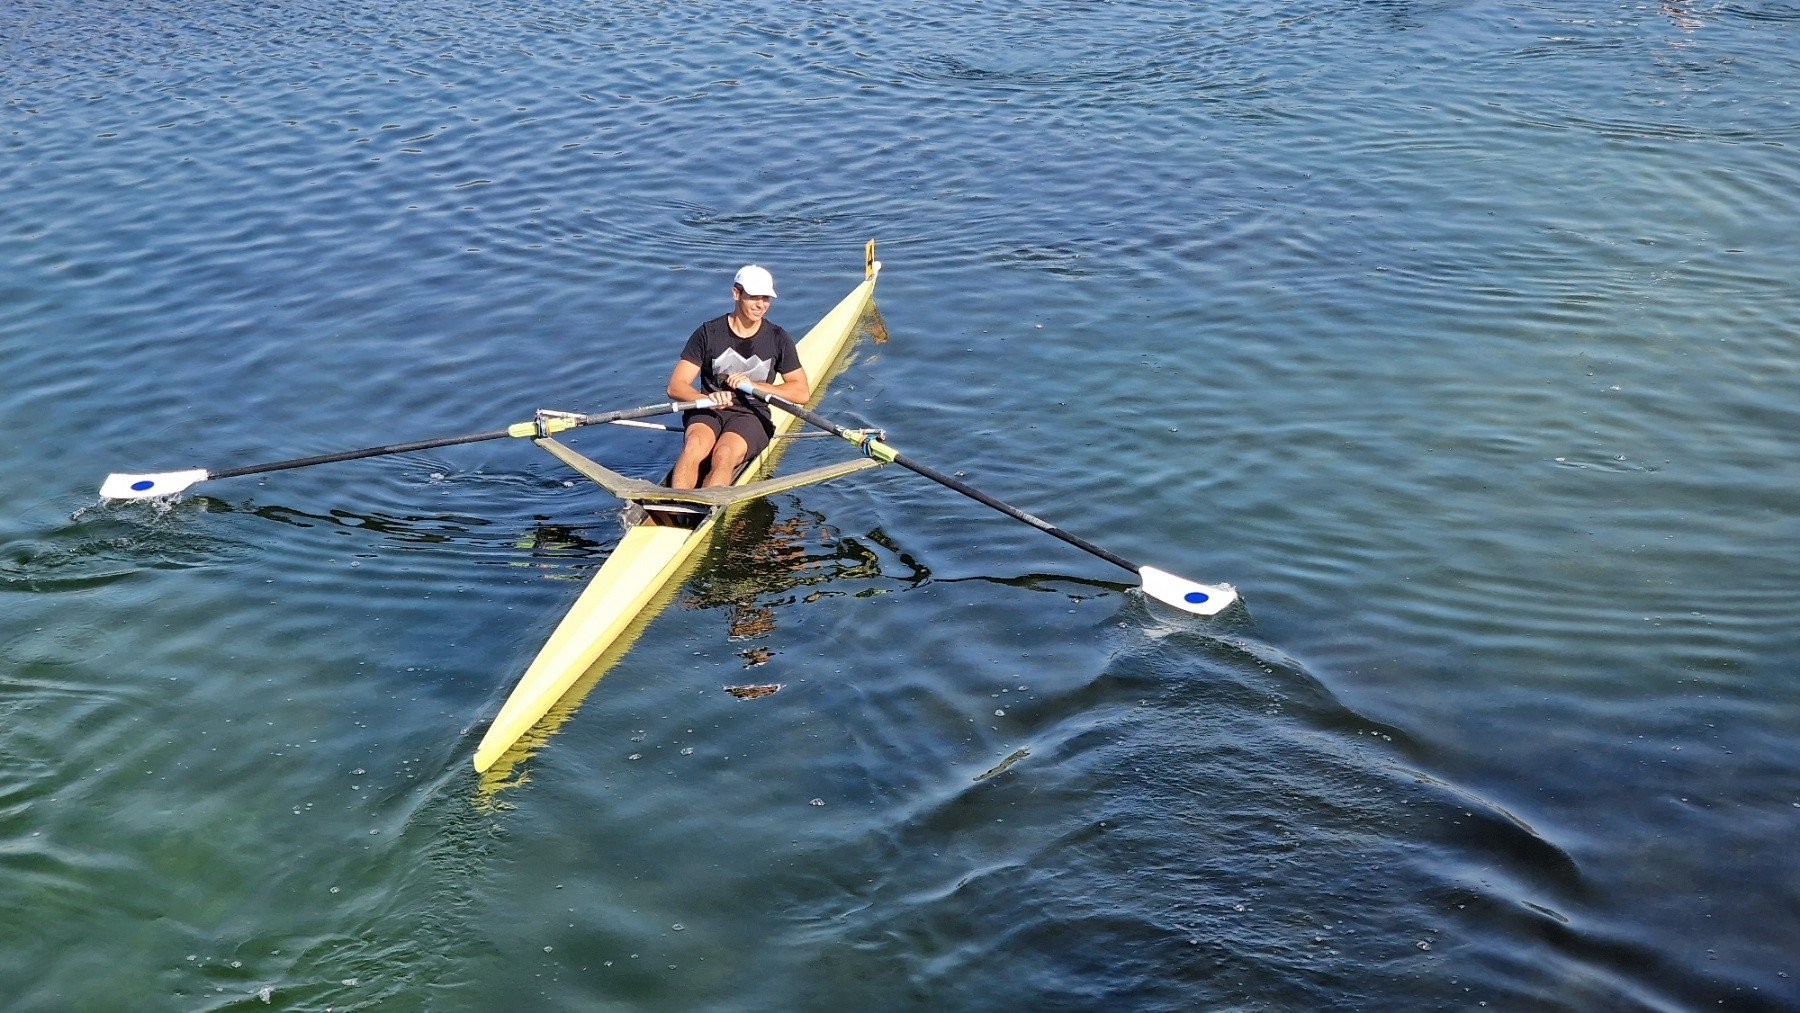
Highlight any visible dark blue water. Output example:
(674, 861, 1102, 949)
(4, 1, 1797, 1007)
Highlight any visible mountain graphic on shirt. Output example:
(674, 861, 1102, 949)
(711, 348, 774, 383)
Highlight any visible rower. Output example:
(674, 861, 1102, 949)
(665, 265, 811, 489)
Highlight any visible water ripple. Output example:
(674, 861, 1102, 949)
(753, 623, 1640, 1006)
(5, 0, 1799, 1006)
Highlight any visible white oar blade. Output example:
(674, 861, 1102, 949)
(100, 469, 209, 501)
(1138, 566, 1238, 617)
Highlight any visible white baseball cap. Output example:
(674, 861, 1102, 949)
(733, 264, 777, 298)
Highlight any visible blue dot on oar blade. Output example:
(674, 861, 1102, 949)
(131, 480, 156, 492)
(1185, 591, 1210, 604)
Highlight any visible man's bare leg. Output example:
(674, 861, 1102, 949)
(702, 432, 751, 488)
(672, 426, 718, 490)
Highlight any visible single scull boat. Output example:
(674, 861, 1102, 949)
(470, 242, 885, 772)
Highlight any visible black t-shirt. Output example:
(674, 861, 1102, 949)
(679, 315, 800, 431)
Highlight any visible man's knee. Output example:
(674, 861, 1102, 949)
(681, 428, 716, 455)
(711, 435, 750, 466)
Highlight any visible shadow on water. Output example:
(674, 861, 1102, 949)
(203, 496, 504, 546)
(57, 486, 558, 579)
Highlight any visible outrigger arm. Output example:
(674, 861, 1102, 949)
(531, 435, 889, 510)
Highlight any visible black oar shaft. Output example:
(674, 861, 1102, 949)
(747, 389, 1139, 576)
(209, 429, 514, 480)
(894, 450, 1138, 574)
(209, 400, 703, 481)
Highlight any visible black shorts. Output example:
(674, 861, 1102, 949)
(683, 407, 773, 459)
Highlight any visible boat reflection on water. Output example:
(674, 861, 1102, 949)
(686, 500, 803, 657)
(684, 498, 864, 659)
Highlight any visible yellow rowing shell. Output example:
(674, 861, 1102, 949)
(473, 245, 880, 773)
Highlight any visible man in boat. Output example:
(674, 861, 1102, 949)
(666, 264, 811, 489)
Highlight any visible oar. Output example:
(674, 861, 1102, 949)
(99, 398, 718, 501)
(735, 384, 1238, 617)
